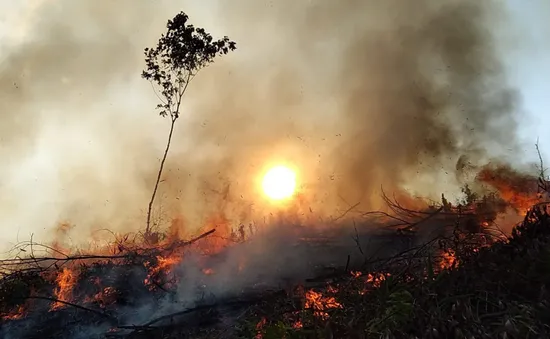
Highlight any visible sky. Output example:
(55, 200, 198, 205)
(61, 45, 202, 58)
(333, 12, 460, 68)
(503, 0, 550, 159)
(0, 1, 548, 249)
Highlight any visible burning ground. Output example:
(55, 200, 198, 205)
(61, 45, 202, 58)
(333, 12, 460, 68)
(0, 163, 549, 338)
(0, 0, 548, 338)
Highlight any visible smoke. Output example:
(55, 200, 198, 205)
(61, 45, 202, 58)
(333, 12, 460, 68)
(165, 0, 525, 215)
(0, 0, 526, 247)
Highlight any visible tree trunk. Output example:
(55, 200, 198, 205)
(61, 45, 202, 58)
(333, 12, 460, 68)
(146, 117, 177, 238)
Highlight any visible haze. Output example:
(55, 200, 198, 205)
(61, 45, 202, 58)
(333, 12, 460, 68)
(0, 0, 548, 251)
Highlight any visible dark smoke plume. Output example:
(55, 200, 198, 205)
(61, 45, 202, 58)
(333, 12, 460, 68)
(0, 0, 524, 246)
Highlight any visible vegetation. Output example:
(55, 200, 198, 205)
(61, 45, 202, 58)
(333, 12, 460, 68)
(142, 12, 236, 239)
(235, 206, 550, 339)
(1, 185, 549, 338)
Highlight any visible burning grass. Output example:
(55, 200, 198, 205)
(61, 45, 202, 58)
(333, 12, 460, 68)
(238, 205, 550, 339)
(0, 167, 548, 338)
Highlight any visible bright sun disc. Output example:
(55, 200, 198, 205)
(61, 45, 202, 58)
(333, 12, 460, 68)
(262, 166, 296, 200)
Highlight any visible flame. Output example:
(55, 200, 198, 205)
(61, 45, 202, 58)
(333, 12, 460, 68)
(350, 271, 362, 278)
(202, 268, 214, 275)
(477, 165, 542, 215)
(50, 267, 78, 310)
(83, 278, 117, 308)
(440, 249, 458, 270)
(143, 254, 182, 290)
(304, 289, 342, 319)
(293, 320, 303, 329)
(50, 222, 75, 255)
(1, 305, 26, 321)
(4, 161, 547, 326)
(255, 317, 267, 339)
(366, 272, 390, 287)
(195, 215, 234, 255)
(351, 271, 390, 294)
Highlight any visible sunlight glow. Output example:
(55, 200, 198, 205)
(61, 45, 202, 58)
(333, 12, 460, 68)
(261, 165, 296, 200)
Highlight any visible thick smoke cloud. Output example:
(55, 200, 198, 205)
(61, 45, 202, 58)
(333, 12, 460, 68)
(0, 0, 524, 247)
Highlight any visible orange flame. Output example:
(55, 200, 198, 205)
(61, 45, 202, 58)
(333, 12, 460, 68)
(440, 249, 458, 270)
(255, 317, 267, 339)
(1, 305, 27, 321)
(50, 267, 78, 310)
(477, 165, 542, 215)
(293, 319, 303, 329)
(143, 254, 182, 290)
(351, 271, 390, 294)
(304, 289, 342, 319)
(202, 268, 214, 275)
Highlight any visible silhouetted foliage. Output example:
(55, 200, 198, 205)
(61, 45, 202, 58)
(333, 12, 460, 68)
(141, 12, 236, 236)
(142, 12, 236, 120)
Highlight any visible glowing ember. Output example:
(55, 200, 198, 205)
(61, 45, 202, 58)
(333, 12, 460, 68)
(366, 272, 390, 288)
(261, 165, 296, 200)
(304, 289, 342, 319)
(83, 279, 117, 309)
(293, 320, 303, 329)
(144, 255, 181, 290)
(350, 271, 362, 278)
(202, 268, 214, 275)
(1, 305, 26, 321)
(255, 317, 267, 339)
(351, 271, 391, 294)
(51, 268, 78, 310)
(440, 250, 458, 270)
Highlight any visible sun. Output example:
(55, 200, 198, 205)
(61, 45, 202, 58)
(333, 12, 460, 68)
(262, 165, 296, 200)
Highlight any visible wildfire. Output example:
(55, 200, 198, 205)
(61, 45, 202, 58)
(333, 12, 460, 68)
(83, 278, 117, 308)
(143, 254, 182, 290)
(255, 317, 267, 339)
(304, 289, 342, 319)
(477, 165, 543, 215)
(351, 271, 391, 294)
(292, 319, 303, 329)
(1, 305, 26, 321)
(3, 160, 546, 334)
(440, 249, 458, 270)
(50, 267, 78, 310)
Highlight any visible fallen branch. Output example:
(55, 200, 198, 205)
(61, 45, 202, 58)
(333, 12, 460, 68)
(0, 229, 217, 277)
(332, 202, 361, 222)
(19, 296, 117, 322)
(113, 291, 290, 337)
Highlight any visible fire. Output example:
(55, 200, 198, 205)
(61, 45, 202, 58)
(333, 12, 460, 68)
(143, 254, 181, 290)
(1, 305, 26, 321)
(51, 268, 78, 310)
(476, 165, 543, 215)
(293, 320, 303, 329)
(83, 278, 117, 308)
(366, 272, 390, 287)
(261, 165, 296, 200)
(440, 249, 458, 270)
(3, 159, 547, 333)
(255, 317, 267, 339)
(202, 268, 214, 275)
(304, 289, 342, 319)
(351, 271, 391, 294)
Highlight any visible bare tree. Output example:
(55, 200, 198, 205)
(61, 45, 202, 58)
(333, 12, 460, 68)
(142, 12, 236, 238)
(535, 139, 549, 194)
